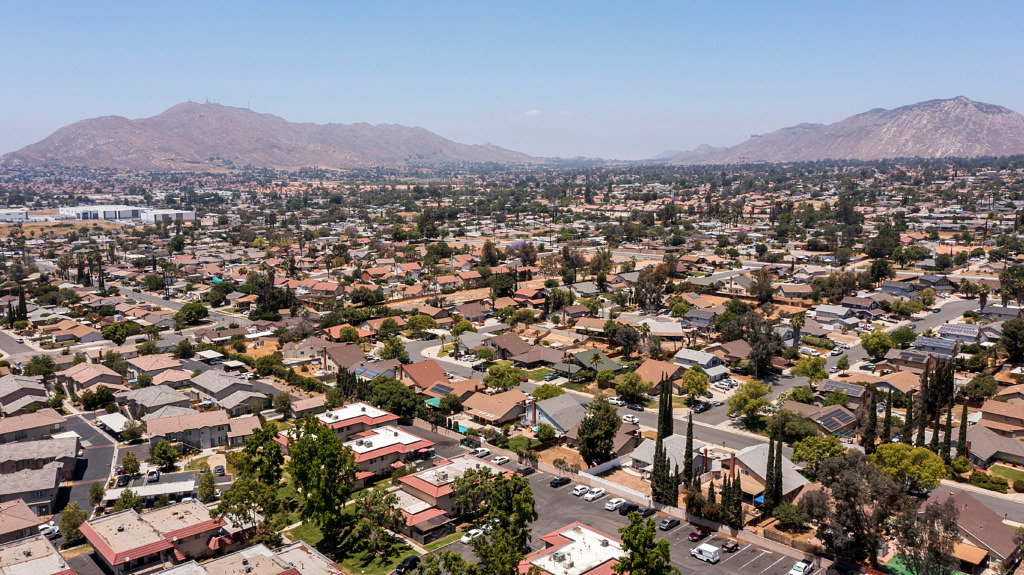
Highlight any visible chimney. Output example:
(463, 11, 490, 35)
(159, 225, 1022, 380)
(532, 401, 537, 426)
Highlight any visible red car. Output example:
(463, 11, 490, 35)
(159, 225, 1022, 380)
(688, 525, 711, 542)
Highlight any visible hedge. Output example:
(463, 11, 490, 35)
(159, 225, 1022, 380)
(800, 336, 835, 350)
(969, 470, 1008, 494)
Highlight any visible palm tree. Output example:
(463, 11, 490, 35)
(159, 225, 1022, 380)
(979, 286, 989, 312)
(790, 312, 805, 349)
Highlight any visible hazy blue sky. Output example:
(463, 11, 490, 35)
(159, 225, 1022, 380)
(2, 1, 1022, 160)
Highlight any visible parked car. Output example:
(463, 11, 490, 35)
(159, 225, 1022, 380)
(831, 349, 843, 356)
(15, 337, 24, 344)
(636, 506, 655, 517)
(722, 540, 739, 553)
(492, 456, 510, 465)
(214, 465, 226, 476)
(829, 366, 839, 373)
(863, 364, 876, 373)
(461, 529, 484, 544)
(38, 523, 60, 540)
(543, 373, 558, 381)
(622, 414, 639, 424)
(605, 498, 626, 511)
(608, 397, 626, 406)
(618, 503, 638, 516)
(691, 543, 720, 564)
(396, 556, 421, 575)
(515, 465, 535, 476)
(572, 485, 590, 496)
(688, 525, 711, 541)
(626, 403, 644, 411)
(584, 488, 606, 501)
(146, 469, 160, 483)
(659, 518, 680, 530)
(471, 448, 491, 458)
(116, 474, 130, 487)
(788, 559, 814, 575)
(692, 402, 711, 413)
(550, 476, 571, 488)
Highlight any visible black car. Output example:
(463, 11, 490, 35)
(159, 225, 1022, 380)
(618, 503, 638, 516)
(692, 402, 711, 413)
(515, 465, 535, 476)
(637, 506, 655, 517)
(472, 363, 488, 371)
(658, 518, 680, 530)
(116, 474, 130, 487)
(550, 476, 571, 488)
(396, 555, 420, 575)
(626, 403, 644, 411)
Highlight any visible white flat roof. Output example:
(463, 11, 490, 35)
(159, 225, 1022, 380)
(531, 525, 623, 575)
(345, 426, 423, 454)
(317, 402, 387, 425)
(96, 412, 130, 433)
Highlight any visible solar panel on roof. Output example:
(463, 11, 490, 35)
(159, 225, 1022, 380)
(432, 384, 453, 396)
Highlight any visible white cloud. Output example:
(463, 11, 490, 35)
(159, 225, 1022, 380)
(559, 110, 572, 116)
(511, 109, 542, 120)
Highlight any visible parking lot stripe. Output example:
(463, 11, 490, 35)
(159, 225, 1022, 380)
(739, 551, 766, 570)
(761, 556, 786, 573)
(718, 544, 750, 563)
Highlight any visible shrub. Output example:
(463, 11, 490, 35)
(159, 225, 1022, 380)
(800, 336, 835, 350)
(1014, 480, 1024, 493)
(969, 471, 1008, 493)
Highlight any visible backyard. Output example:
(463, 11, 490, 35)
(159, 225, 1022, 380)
(989, 464, 1024, 483)
(284, 505, 414, 575)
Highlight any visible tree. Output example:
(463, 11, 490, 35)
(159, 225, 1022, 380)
(958, 401, 969, 458)
(325, 387, 344, 409)
(789, 312, 805, 349)
(890, 326, 919, 349)
(792, 435, 846, 472)
(657, 376, 674, 439)
(197, 463, 217, 503)
(536, 423, 556, 442)
(680, 365, 709, 404)
(683, 413, 694, 486)
(379, 337, 410, 362)
(175, 302, 209, 325)
(727, 379, 772, 421)
(59, 501, 88, 543)
(791, 356, 828, 385)
(894, 498, 961, 575)
(354, 485, 406, 555)
(836, 355, 850, 374)
(439, 393, 462, 412)
(613, 513, 679, 575)
(616, 371, 651, 404)
(577, 395, 621, 466)
(142, 274, 165, 291)
(883, 389, 894, 442)
(790, 386, 815, 404)
(1002, 318, 1024, 360)
(532, 383, 564, 401)
(377, 318, 401, 339)
(484, 364, 526, 391)
(864, 391, 878, 454)
(136, 373, 153, 387)
(112, 489, 144, 512)
(369, 377, 419, 419)
(774, 502, 805, 531)
(214, 476, 284, 547)
(102, 322, 132, 345)
(121, 452, 141, 476)
(102, 351, 128, 376)
(151, 440, 179, 470)
(24, 355, 57, 377)
(88, 481, 106, 507)
(616, 326, 641, 357)
(471, 472, 540, 575)
(965, 374, 998, 400)
(872, 443, 947, 491)
(870, 258, 895, 284)
(747, 266, 775, 304)
(272, 391, 291, 413)
(405, 314, 437, 338)
(286, 416, 358, 541)
(861, 330, 893, 361)
(823, 390, 848, 408)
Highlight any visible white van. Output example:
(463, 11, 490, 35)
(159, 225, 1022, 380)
(691, 543, 720, 564)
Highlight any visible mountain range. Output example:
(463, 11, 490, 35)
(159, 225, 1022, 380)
(0, 102, 535, 170)
(4, 96, 1024, 170)
(660, 96, 1024, 164)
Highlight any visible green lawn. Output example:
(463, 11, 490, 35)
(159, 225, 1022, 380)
(286, 507, 414, 575)
(562, 381, 590, 392)
(990, 464, 1024, 483)
(883, 555, 965, 575)
(525, 368, 553, 381)
(184, 456, 210, 471)
(507, 436, 541, 452)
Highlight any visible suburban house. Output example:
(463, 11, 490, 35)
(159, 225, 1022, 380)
(915, 275, 957, 293)
(880, 280, 917, 298)
(813, 304, 856, 327)
(553, 349, 624, 379)
(937, 323, 983, 344)
(0, 501, 41, 544)
(399, 360, 450, 393)
(188, 371, 266, 416)
(118, 385, 190, 417)
(729, 443, 808, 503)
(978, 400, 1024, 438)
(485, 333, 532, 360)
(775, 284, 813, 299)
(55, 363, 123, 395)
(782, 401, 859, 436)
(145, 410, 231, 451)
(817, 380, 873, 415)
(126, 354, 183, 380)
(0, 409, 66, 444)
(80, 501, 227, 575)
(633, 359, 683, 393)
(0, 462, 62, 515)
(345, 426, 435, 488)
(522, 394, 586, 436)
(914, 337, 959, 360)
(462, 389, 528, 425)
(0, 437, 78, 480)
(629, 434, 704, 479)
(959, 423, 1024, 468)
(927, 490, 1020, 571)
(0, 375, 48, 416)
(673, 348, 728, 382)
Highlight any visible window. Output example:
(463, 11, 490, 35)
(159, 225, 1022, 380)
(14, 431, 26, 439)
(33, 490, 46, 498)
(52, 424, 62, 431)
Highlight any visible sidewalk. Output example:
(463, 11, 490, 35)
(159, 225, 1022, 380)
(940, 478, 1024, 502)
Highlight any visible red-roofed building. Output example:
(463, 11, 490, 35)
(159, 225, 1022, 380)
(274, 402, 399, 453)
(520, 522, 623, 575)
(345, 426, 434, 488)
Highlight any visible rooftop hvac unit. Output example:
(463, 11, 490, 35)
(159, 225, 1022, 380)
(117, 526, 124, 532)
(22, 551, 31, 558)
(242, 559, 248, 565)
(552, 552, 566, 562)
(565, 561, 574, 569)
(394, 431, 399, 437)
(361, 406, 366, 412)
(365, 441, 372, 448)
(601, 539, 609, 547)
(356, 439, 364, 446)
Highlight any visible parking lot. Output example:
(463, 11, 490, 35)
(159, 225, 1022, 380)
(437, 449, 806, 575)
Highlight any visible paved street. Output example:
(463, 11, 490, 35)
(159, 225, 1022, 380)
(50, 411, 116, 547)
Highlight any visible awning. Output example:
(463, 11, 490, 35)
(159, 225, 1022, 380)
(96, 413, 130, 433)
(424, 397, 441, 408)
(952, 542, 989, 566)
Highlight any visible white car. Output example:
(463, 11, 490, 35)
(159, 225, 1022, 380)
(788, 559, 813, 575)
(622, 414, 639, 425)
(830, 348, 843, 356)
(584, 488, 606, 501)
(829, 366, 839, 373)
(461, 529, 484, 544)
(470, 448, 491, 458)
(572, 485, 590, 496)
(608, 397, 626, 406)
(605, 498, 626, 511)
(491, 456, 510, 465)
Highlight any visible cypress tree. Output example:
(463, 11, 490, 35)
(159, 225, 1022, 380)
(864, 389, 878, 455)
(901, 396, 914, 444)
(882, 389, 893, 442)
(683, 413, 694, 487)
(733, 478, 743, 527)
(764, 435, 776, 512)
(941, 402, 953, 462)
(658, 376, 673, 439)
(707, 480, 716, 506)
(958, 401, 969, 458)
(652, 436, 672, 505)
(930, 401, 942, 453)
(915, 395, 928, 448)
(772, 436, 783, 509)
(17, 289, 26, 321)
(6, 302, 13, 328)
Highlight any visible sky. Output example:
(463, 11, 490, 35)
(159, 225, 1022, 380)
(2, 1, 1023, 160)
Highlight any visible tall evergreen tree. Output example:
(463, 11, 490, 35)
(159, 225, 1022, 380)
(958, 401, 969, 458)
(772, 436, 783, 510)
(941, 402, 953, 462)
(864, 389, 878, 455)
(683, 413, 694, 487)
(651, 436, 674, 506)
(915, 395, 928, 448)
(882, 389, 893, 442)
(902, 395, 915, 444)
(17, 289, 26, 321)
(657, 376, 673, 439)
(707, 480, 716, 506)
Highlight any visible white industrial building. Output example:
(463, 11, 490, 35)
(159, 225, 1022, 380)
(0, 209, 28, 222)
(142, 209, 196, 223)
(57, 205, 196, 222)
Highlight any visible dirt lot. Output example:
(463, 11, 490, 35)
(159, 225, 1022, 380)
(597, 468, 651, 496)
(537, 445, 587, 470)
